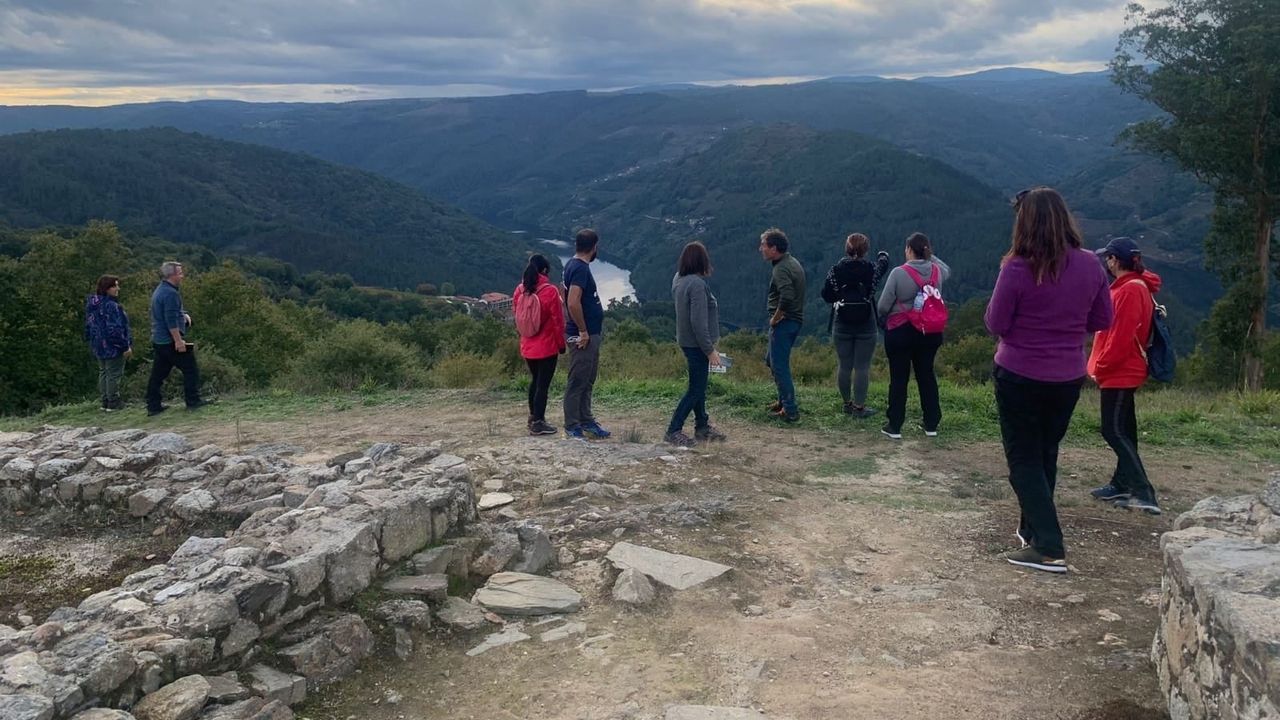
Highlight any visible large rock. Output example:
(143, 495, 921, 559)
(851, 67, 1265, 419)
(410, 547, 455, 575)
(70, 710, 137, 720)
(129, 488, 171, 518)
(473, 572, 582, 616)
(133, 674, 211, 720)
(373, 600, 433, 629)
(510, 524, 555, 574)
(172, 490, 219, 521)
(471, 530, 520, 577)
(135, 433, 194, 454)
(0, 695, 55, 720)
(1153, 532, 1280, 719)
(605, 542, 732, 590)
(34, 458, 86, 485)
(276, 615, 373, 689)
(200, 698, 293, 720)
(247, 665, 306, 707)
(1261, 473, 1280, 515)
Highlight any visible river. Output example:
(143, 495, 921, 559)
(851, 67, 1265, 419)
(538, 238, 636, 304)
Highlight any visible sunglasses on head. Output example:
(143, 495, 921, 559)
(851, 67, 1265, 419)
(1011, 188, 1031, 210)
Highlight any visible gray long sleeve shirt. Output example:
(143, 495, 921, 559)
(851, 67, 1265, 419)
(673, 273, 720, 355)
(877, 257, 951, 322)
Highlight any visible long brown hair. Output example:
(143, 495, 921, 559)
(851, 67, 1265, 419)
(1006, 187, 1083, 284)
(677, 241, 712, 277)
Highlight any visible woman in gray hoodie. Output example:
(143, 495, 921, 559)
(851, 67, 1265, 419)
(877, 232, 950, 439)
(666, 241, 725, 447)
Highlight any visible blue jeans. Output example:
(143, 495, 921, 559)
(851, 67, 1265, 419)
(667, 346, 710, 435)
(766, 319, 801, 414)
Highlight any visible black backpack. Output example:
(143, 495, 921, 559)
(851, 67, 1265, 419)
(833, 277, 873, 325)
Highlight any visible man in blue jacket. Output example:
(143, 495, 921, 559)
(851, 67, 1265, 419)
(145, 261, 209, 416)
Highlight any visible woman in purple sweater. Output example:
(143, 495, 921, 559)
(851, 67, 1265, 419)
(984, 187, 1113, 574)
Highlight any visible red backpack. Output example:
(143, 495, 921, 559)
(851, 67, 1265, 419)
(514, 286, 544, 338)
(902, 264, 947, 334)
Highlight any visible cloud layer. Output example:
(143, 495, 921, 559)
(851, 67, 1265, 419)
(0, 0, 1133, 104)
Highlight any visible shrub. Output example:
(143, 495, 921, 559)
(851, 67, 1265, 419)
(937, 335, 996, 385)
(284, 320, 427, 392)
(430, 352, 505, 388)
(600, 341, 686, 380)
(791, 338, 836, 385)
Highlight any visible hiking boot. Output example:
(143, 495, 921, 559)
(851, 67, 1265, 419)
(565, 425, 587, 440)
(528, 420, 558, 436)
(1118, 496, 1163, 515)
(1004, 547, 1068, 574)
(694, 425, 726, 442)
(852, 406, 878, 419)
(766, 400, 783, 413)
(1090, 483, 1129, 502)
(664, 431, 697, 448)
(147, 405, 168, 417)
(881, 424, 902, 440)
(581, 421, 612, 439)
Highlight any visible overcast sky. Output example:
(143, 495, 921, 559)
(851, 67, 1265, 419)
(0, 0, 1137, 105)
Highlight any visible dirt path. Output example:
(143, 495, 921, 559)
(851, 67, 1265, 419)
(74, 394, 1279, 719)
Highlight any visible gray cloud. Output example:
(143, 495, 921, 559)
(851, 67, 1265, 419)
(0, 0, 1133, 102)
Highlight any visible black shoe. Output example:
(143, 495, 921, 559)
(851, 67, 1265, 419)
(147, 405, 168, 417)
(881, 424, 902, 440)
(528, 420, 558, 436)
(694, 425, 726, 442)
(842, 401, 855, 415)
(186, 399, 216, 411)
(1090, 483, 1129, 501)
(851, 406, 878, 419)
(1005, 547, 1068, 574)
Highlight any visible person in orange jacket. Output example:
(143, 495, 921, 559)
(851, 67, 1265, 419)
(1087, 237, 1161, 515)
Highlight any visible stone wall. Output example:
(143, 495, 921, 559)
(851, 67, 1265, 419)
(1153, 472, 1280, 720)
(0, 427, 477, 720)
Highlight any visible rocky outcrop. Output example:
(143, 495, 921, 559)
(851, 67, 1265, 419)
(0, 427, 477, 720)
(1153, 472, 1280, 720)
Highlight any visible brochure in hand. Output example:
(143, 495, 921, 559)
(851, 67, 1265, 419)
(709, 353, 732, 374)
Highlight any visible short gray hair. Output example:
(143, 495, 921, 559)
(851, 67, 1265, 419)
(159, 261, 183, 279)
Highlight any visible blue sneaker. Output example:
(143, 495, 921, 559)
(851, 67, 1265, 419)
(565, 425, 587, 440)
(1090, 483, 1129, 502)
(581, 421, 612, 439)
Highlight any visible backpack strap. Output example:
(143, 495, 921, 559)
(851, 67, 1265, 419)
(901, 263, 939, 288)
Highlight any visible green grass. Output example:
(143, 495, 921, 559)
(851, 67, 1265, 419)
(811, 456, 881, 479)
(4, 374, 1277, 463)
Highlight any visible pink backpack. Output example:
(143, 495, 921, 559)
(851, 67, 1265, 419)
(514, 287, 544, 338)
(902, 264, 947, 334)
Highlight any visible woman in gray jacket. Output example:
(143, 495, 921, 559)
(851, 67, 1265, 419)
(666, 241, 726, 447)
(877, 232, 950, 439)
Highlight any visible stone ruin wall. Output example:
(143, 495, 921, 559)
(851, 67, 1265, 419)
(0, 426, 483, 720)
(1155, 472, 1280, 720)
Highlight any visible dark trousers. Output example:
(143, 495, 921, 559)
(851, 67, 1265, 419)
(1100, 388, 1157, 503)
(884, 324, 943, 432)
(146, 343, 200, 411)
(766, 319, 801, 414)
(667, 346, 710, 435)
(994, 366, 1082, 559)
(525, 355, 558, 423)
(833, 320, 877, 406)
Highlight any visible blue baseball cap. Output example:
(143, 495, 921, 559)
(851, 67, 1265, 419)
(1096, 237, 1141, 262)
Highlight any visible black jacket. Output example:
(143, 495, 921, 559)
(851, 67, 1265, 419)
(822, 255, 890, 312)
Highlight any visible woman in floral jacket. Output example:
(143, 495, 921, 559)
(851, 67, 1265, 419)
(84, 274, 133, 411)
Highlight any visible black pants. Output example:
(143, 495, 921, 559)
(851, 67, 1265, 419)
(884, 325, 943, 432)
(1100, 388, 1157, 503)
(994, 366, 1082, 559)
(146, 343, 201, 411)
(526, 355, 558, 423)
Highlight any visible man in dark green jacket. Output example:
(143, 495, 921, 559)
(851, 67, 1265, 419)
(760, 227, 805, 421)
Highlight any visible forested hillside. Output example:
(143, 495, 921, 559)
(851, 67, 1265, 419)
(576, 124, 1011, 328)
(0, 128, 534, 294)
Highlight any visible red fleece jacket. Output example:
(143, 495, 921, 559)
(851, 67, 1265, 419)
(513, 276, 566, 361)
(1088, 271, 1161, 389)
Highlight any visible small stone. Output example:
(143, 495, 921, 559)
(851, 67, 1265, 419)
(436, 597, 489, 631)
(384, 690, 403, 705)
(248, 664, 306, 706)
(171, 489, 219, 521)
(394, 628, 413, 660)
(478, 492, 515, 510)
(539, 621, 587, 643)
(744, 605, 765, 617)
(129, 488, 170, 517)
(1097, 609, 1122, 622)
(410, 547, 454, 575)
(612, 568, 656, 606)
(1064, 594, 1086, 604)
(465, 626, 531, 656)
(382, 574, 448, 601)
(374, 599, 433, 629)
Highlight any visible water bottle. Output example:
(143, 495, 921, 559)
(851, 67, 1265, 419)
(912, 292, 926, 312)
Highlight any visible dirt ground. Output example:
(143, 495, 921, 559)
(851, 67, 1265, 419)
(6, 393, 1273, 720)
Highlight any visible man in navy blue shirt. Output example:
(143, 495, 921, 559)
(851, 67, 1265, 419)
(563, 229, 610, 439)
(145, 261, 210, 416)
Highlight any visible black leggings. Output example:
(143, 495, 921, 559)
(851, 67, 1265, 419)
(884, 324, 943, 432)
(526, 355, 558, 422)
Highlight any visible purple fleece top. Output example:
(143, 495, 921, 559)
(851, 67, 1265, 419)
(984, 248, 1114, 382)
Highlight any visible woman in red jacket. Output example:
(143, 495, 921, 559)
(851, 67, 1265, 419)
(514, 255, 567, 436)
(1087, 237, 1161, 515)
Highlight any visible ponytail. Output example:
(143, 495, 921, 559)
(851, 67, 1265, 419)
(522, 254, 551, 294)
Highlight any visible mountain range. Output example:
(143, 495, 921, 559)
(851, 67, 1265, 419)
(0, 68, 1218, 332)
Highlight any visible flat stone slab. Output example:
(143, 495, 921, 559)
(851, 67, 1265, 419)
(606, 542, 732, 590)
(477, 492, 515, 510)
(436, 597, 489, 631)
(382, 574, 448, 601)
(465, 626, 531, 656)
(666, 707, 767, 720)
(473, 572, 582, 615)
